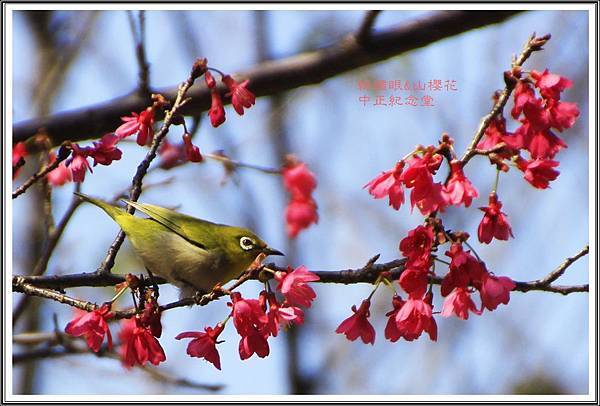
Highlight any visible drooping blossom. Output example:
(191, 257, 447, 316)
(384, 295, 406, 342)
(518, 121, 567, 159)
(204, 70, 216, 89)
(67, 145, 92, 183)
(140, 301, 162, 338)
(282, 158, 318, 238)
(364, 161, 405, 210)
(89, 133, 123, 166)
(398, 260, 430, 298)
(275, 265, 319, 308)
(441, 243, 485, 295)
(443, 160, 479, 207)
(391, 294, 437, 342)
(115, 108, 155, 146)
(479, 272, 515, 311)
(47, 152, 72, 186)
(175, 323, 225, 370)
(548, 100, 580, 132)
(516, 157, 560, 189)
(229, 292, 270, 360)
(158, 139, 184, 169)
(478, 192, 514, 244)
(441, 287, 481, 320)
(182, 134, 202, 162)
(511, 81, 536, 119)
(12, 142, 27, 179)
(64, 304, 113, 352)
(120, 317, 166, 368)
(222, 75, 256, 115)
(402, 152, 447, 215)
(261, 291, 304, 337)
(208, 89, 226, 127)
(283, 162, 317, 199)
(335, 299, 376, 345)
(399, 224, 435, 262)
(285, 199, 319, 238)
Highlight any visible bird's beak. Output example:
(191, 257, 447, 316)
(263, 247, 284, 256)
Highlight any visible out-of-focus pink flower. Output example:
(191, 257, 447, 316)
(13, 142, 27, 179)
(64, 304, 113, 352)
(335, 299, 376, 345)
(283, 162, 317, 200)
(182, 134, 202, 162)
(275, 266, 319, 308)
(47, 152, 72, 186)
(222, 75, 255, 115)
(204, 70, 217, 89)
(478, 192, 514, 244)
(441, 287, 481, 320)
(158, 140, 185, 169)
(285, 199, 318, 238)
(175, 323, 225, 370)
(443, 160, 479, 207)
(480, 273, 515, 311)
(238, 329, 270, 360)
(115, 108, 155, 146)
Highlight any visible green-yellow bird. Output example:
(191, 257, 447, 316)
(75, 192, 283, 297)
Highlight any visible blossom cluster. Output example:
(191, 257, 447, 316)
(340, 67, 579, 344)
(282, 156, 319, 238)
(64, 266, 319, 370)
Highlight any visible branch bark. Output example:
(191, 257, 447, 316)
(13, 11, 523, 149)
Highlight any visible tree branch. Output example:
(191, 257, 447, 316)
(356, 10, 382, 45)
(12, 147, 71, 199)
(13, 11, 523, 149)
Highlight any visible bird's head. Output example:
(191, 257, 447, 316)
(220, 226, 284, 266)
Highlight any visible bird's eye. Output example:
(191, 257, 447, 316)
(239, 237, 255, 251)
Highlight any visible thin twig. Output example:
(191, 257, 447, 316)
(127, 10, 150, 97)
(12, 148, 71, 199)
(460, 33, 551, 164)
(356, 10, 382, 45)
(538, 245, 589, 286)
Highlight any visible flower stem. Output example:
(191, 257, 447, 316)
(110, 285, 129, 304)
(492, 168, 500, 194)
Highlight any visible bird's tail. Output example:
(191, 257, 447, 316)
(74, 192, 125, 220)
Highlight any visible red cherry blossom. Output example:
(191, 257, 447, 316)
(523, 124, 567, 159)
(261, 292, 304, 337)
(275, 265, 319, 308)
(531, 69, 573, 101)
(335, 299, 376, 345)
(517, 157, 560, 189)
(441, 287, 481, 320)
(442, 243, 485, 295)
(384, 295, 407, 342)
(89, 133, 123, 166)
(115, 108, 155, 146)
(158, 140, 184, 169)
(208, 89, 226, 128)
(182, 134, 202, 162)
(175, 323, 225, 370)
(67, 145, 92, 183)
(204, 70, 216, 88)
(398, 262, 429, 298)
(121, 317, 166, 368)
(283, 162, 317, 199)
(399, 225, 434, 262)
(140, 301, 162, 338)
(64, 304, 113, 352)
(285, 198, 318, 238)
(238, 329, 270, 360)
(480, 273, 515, 311)
(548, 100, 580, 132)
(12, 142, 27, 179)
(364, 161, 405, 210)
(443, 160, 479, 207)
(478, 192, 514, 244)
(222, 75, 256, 115)
(47, 152, 73, 186)
(511, 81, 536, 119)
(392, 294, 437, 342)
(229, 292, 269, 336)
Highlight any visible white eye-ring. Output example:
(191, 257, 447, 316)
(240, 237, 255, 251)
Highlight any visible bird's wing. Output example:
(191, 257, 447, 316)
(120, 200, 220, 250)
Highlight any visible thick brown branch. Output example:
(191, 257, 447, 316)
(356, 10, 382, 45)
(13, 11, 523, 148)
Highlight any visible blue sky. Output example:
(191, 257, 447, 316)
(12, 9, 590, 395)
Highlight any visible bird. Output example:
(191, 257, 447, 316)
(75, 192, 283, 297)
